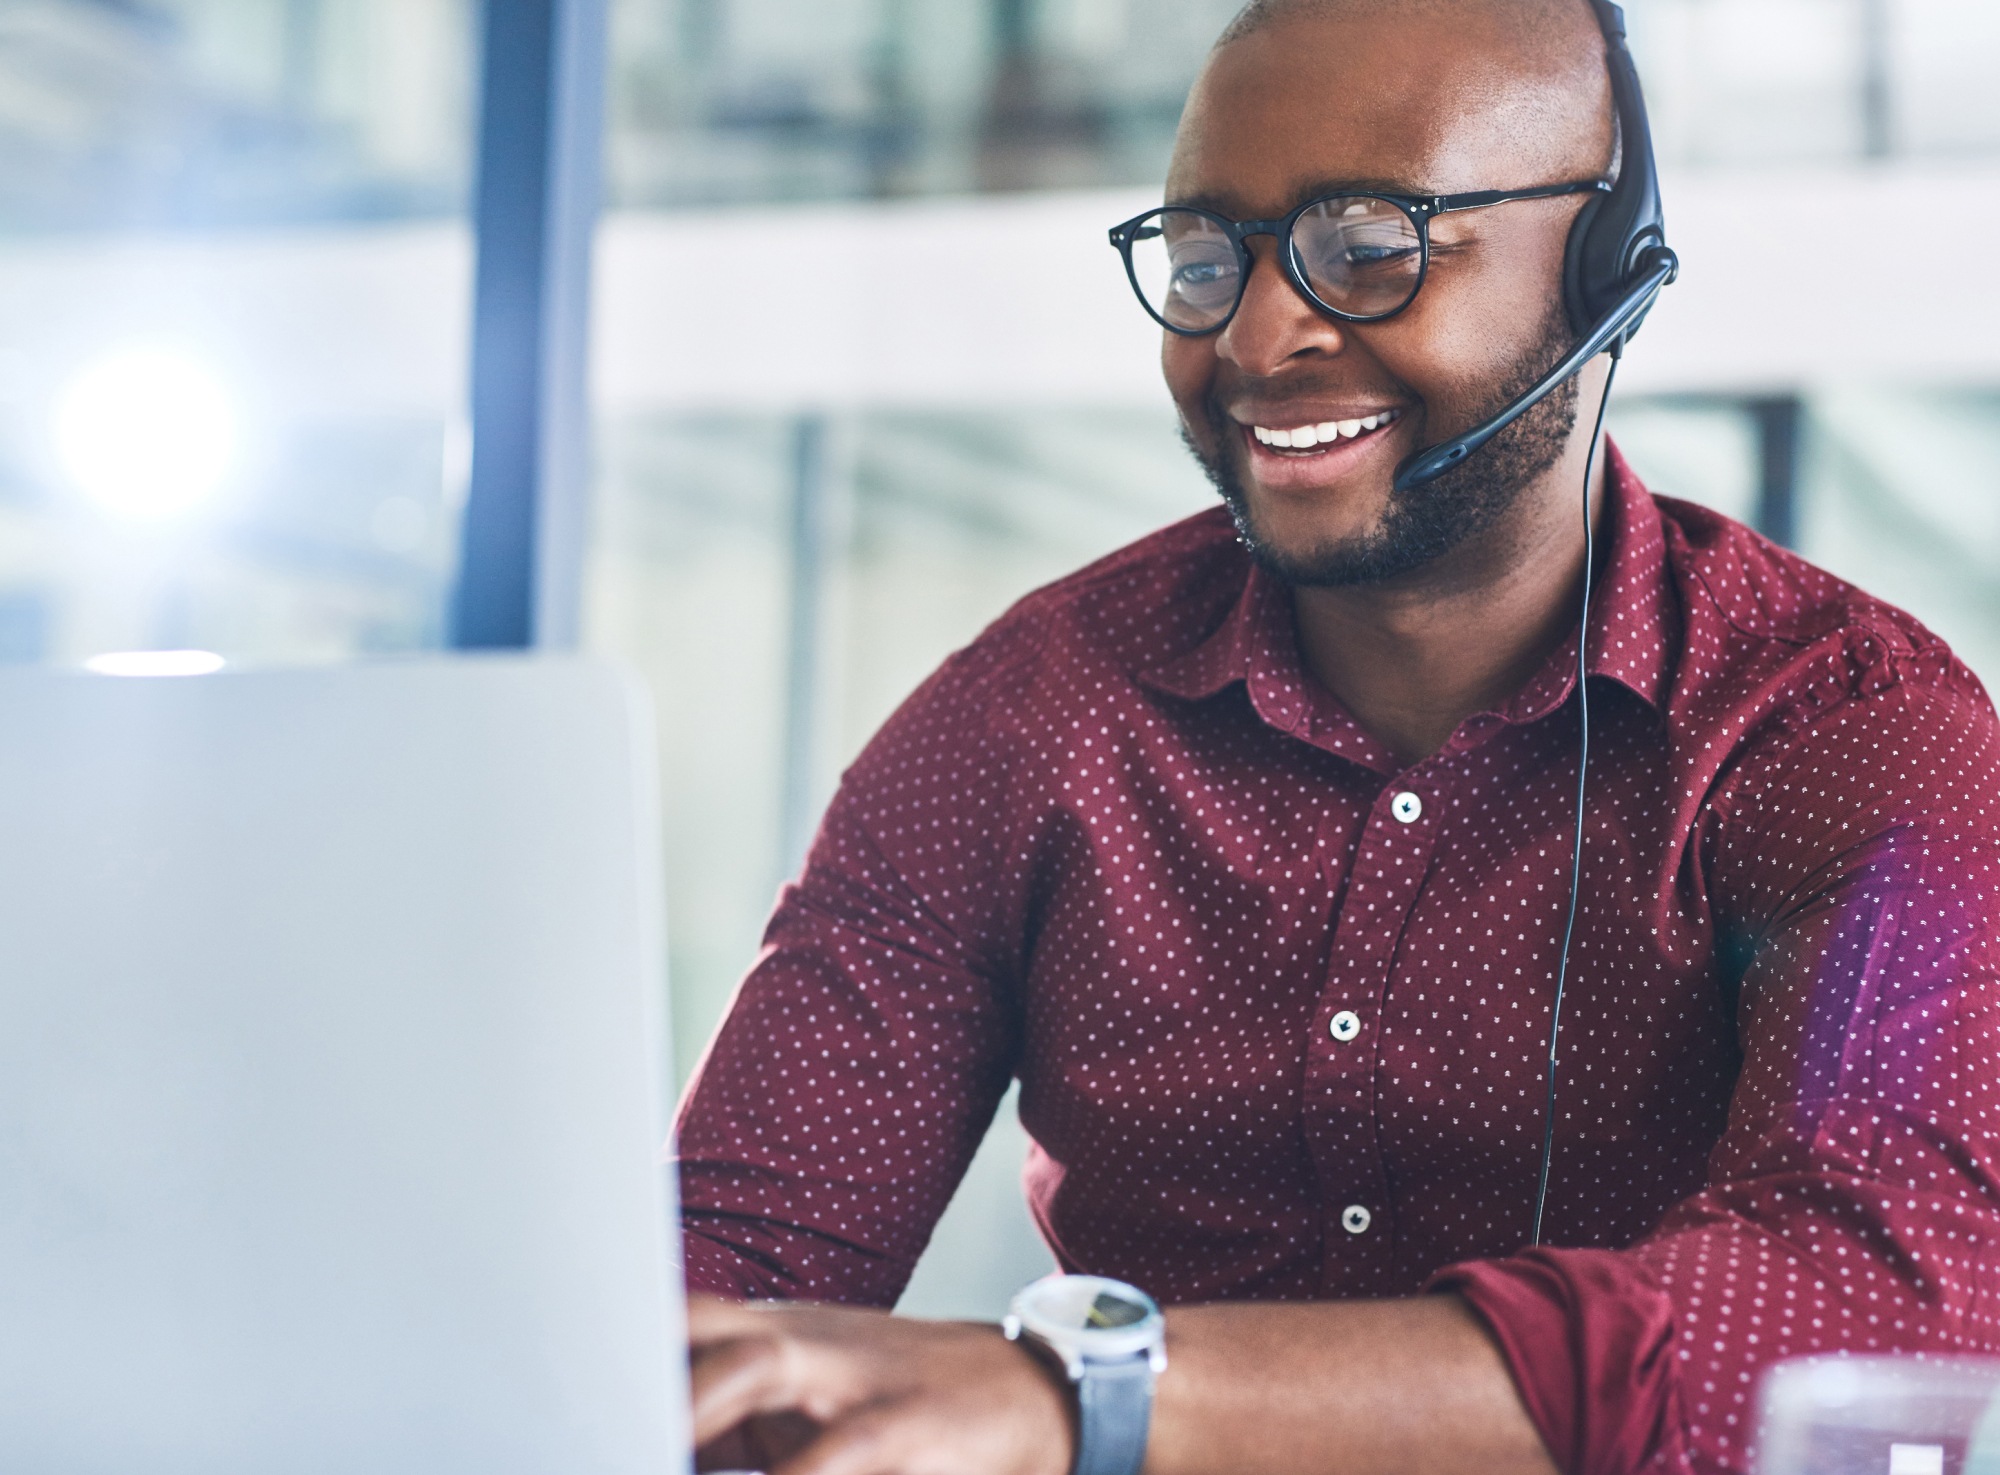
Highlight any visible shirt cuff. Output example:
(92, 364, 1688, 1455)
(682, 1222, 774, 1299)
(1428, 1247, 1686, 1475)
(679, 1207, 910, 1306)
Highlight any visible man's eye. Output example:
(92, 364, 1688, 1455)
(1343, 243, 1419, 269)
(1173, 261, 1234, 288)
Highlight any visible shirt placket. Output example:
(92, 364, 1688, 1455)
(1304, 773, 1441, 1293)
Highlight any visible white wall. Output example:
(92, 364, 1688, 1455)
(594, 163, 2000, 410)
(2, 158, 1993, 436)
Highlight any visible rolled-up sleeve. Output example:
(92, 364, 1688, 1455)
(1436, 670, 2000, 1475)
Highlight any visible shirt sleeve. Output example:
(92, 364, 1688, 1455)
(1434, 659, 2000, 1475)
(672, 644, 1032, 1305)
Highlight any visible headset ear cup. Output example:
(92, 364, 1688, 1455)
(1562, 190, 1608, 339)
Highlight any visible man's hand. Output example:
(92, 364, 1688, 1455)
(687, 1296, 1076, 1475)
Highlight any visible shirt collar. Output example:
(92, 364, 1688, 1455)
(1137, 442, 1677, 759)
(1499, 441, 1677, 724)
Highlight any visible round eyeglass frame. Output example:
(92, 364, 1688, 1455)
(1107, 180, 1610, 337)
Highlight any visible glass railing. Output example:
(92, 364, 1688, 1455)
(605, 0, 2000, 209)
(0, 0, 472, 235)
(9, 0, 1989, 233)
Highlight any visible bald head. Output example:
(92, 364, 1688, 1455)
(1176, 0, 1616, 201)
(1216, 0, 1606, 53)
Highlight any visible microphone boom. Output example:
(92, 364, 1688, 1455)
(1393, 247, 1678, 494)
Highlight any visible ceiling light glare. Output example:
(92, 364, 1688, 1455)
(54, 349, 239, 520)
(85, 650, 227, 678)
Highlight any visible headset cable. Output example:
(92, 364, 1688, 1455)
(1531, 349, 1623, 1248)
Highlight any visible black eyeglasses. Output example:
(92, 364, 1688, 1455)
(1107, 181, 1610, 336)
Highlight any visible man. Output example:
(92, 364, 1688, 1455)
(675, 2, 2000, 1473)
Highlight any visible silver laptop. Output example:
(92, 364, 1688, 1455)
(0, 658, 689, 1475)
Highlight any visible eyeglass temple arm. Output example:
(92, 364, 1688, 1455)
(1429, 181, 1612, 215)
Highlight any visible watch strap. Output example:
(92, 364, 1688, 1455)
(1073, 1352, 1154, 1475)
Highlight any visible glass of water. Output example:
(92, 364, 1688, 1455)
(1758, 1357, 2000, 1475)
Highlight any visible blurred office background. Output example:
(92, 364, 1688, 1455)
(2, 0, 1998, 1314)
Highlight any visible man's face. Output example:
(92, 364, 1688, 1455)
(1163, 4, 1612, 588)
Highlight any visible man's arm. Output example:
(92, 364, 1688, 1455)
(688, 1292, 1556, 1475)
(1155, 1297, 1555, 1475)
(1436, 670, 2000, 1475)
(676, 639, 1035, 1304)
(677, 793, 1023, 1304)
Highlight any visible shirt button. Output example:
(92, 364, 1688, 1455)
(1341, 1205, 1372, 1235)
(1329, 1010, 1361, 1042)
(1390, 791, 1423, 824)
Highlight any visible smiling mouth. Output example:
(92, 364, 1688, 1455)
(1245, 408, 1401, 455)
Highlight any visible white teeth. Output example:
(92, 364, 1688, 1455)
(1250, 409, 1398, 449)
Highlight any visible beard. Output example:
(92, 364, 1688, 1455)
(1185, 305, 1581, 588)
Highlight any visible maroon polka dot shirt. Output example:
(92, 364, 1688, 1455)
(676, 447, 2000, 1475)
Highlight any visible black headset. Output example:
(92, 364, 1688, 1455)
(1394, 0, 1678, 493)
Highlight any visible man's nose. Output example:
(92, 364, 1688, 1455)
(1216, 236, 1348, 377)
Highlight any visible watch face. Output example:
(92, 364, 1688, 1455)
(1013, 1275, 1163, 1361)
(1083, 1292, 1149, 1329)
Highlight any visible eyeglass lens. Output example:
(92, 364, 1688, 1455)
(1125, 197, 1426, 332)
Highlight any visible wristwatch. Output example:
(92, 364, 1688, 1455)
(1004, 1274, 1167, 1475)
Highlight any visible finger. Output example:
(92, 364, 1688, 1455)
(693, 1423, 759, 1473)
(770, 1402, 910, 1475)
(690, 1333, 802, 1448)
(743, 1412, 823, 1469)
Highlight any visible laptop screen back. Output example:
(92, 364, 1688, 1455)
(0, 659, 687, 1475)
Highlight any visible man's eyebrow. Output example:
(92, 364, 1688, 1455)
(1164, 177, 1434, 216)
